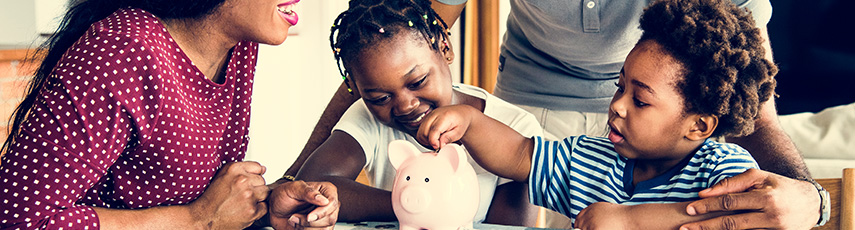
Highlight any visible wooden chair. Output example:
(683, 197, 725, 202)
(813, 168, 854, 230)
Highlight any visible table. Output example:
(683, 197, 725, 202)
(335, 222, 562, 230)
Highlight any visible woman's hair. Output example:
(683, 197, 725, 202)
(330, 0, 450, 91)
(2, 0, 227, 154)
(639, 0, 778, 137)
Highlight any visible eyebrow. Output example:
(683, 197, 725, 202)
(631, 79, 656, 97)
(363, 64, 422, 93)
(620, 67, 658, 98)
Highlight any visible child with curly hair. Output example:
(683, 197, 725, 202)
(416, 0, 778, 228)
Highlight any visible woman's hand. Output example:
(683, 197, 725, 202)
(268, 180, 340, 230)
(574, 202, 633, 230)
(681, 168, 820, 230)
(187, 161, 270, 229)
(416, 104, 479, 150)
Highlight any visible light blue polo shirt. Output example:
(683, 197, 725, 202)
(438, 0, 772, 112)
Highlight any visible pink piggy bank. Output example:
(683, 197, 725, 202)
(388, 140, 479, 230)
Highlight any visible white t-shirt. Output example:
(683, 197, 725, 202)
(334, 84, 543, 223)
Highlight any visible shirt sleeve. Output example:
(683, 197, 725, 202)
(528, 136, 575, 217)
(436, 0, 467, 6)
(708, 144, 761, 186)
(0, 28, 162, 229)
(732, 0, 773, 27)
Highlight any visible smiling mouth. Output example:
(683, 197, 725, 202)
(277, 4, 294, 15)
(277, 0, 299, 25)
(397, 109, 431, 129)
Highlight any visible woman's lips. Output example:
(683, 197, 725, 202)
(277, 0, 299, 26)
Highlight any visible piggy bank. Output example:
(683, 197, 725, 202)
(388, 140, 479, 230)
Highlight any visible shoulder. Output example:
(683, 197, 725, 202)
(694, 139, 758, 168)
(730, 0, 773, 26)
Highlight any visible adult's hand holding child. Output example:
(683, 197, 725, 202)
(682, 168, 820, 230)
(268, 180, 340, 230)
(187, 161, 270, 229)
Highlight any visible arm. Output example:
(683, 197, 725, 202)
(575, 202, 731, 230)
(294, 130, 398, 222)
(430, 0, 466, 27)
(417, 104, 533, 182)
(484, 181, 540, 227)
(284, 82, 360, 176)
(687, 28, 820, 230)
(726, 27, 809, 179)
(682, 168, 820, 230)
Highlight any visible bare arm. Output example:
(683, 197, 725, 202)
(430, 0, 466, 27)
(575, 202, 731, 230)
(725, 28, 809, 179)
(417, 104, 533, 182)
(285, 82, 360, 176)
(97, 162, 268, 230)
(295, 130, 397, 222)
(484, 181, 540, 227)
(683, 28, 821, 230)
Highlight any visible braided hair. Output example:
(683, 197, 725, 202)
(640, 0, 778, 137)
(330, 0, 451, 93)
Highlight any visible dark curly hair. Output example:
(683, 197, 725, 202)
(330, 0, 451, 93)
(640, 0, 778, 137)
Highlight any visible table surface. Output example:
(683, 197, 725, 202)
(334, 222, 562, 230)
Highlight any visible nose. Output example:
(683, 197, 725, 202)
(610, 95, 627, 118)
(393, 93, 419, 116)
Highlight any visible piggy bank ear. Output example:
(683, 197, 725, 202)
(438, 143, 467, 172)
(388, 140, 421, 170)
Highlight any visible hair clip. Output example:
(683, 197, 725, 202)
(408, 21, 414, 27)
(423, 14, 428, 19)
(431, 38, 436, 44)
(433, 20, 438, 25)
(379, 28, 385, 33)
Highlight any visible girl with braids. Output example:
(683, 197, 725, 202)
(417, 0, 782, 228)
(0, 0, 339, 229)
(290, 0, 541, 225)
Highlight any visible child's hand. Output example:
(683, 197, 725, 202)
(416, 104, 480, 150)
(575, 202, 633, 230)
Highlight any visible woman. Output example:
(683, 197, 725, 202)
(0, 0, 338, 229)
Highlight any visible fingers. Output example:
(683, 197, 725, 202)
(288, 213, 336, 230)
(234, 161, 267, 175)
(686, 189, 769, 216)
(698, 168, 767, 198)
(680, 212, 774, 230)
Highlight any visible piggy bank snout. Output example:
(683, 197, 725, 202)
(399, 186, 432, 214)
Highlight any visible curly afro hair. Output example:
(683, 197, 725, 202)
(639, 0, 778, 137)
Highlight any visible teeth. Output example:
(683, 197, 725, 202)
(278, 5, 293, 15)
(412, 113, 426, 123)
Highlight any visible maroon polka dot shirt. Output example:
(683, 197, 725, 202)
(0, 8, 257, 229)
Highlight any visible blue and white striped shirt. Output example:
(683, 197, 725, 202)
(528, 135, 758, 223)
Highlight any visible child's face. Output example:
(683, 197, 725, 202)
(607, 40, 703, 163)
(348, 32, 454, 135)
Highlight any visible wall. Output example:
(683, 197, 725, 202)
(0, 51, 35, 150)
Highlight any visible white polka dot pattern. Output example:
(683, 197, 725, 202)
(0, 8, 257, 229)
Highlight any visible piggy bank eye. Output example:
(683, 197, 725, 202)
(424, 177, 430, 183)
(406, 176, 410, 181)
